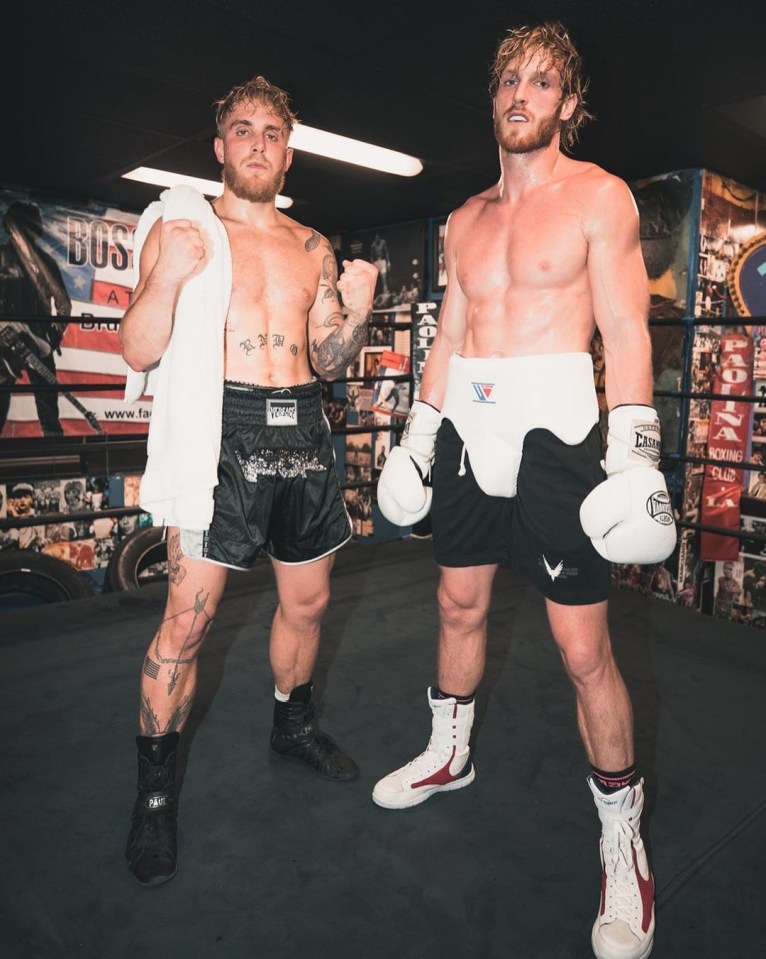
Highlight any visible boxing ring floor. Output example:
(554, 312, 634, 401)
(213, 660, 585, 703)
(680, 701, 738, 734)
(1, 536, 764, 959)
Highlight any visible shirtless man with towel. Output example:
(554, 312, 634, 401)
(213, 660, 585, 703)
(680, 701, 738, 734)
(120, 75, 377, 885)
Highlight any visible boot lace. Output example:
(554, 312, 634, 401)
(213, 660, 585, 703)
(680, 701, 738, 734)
(603, 821, 639, 923)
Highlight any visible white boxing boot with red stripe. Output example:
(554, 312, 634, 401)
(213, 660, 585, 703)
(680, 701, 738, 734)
(372, 688, 475, 809)
(590, 777, 655, 959)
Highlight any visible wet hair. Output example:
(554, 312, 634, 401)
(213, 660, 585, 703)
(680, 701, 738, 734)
(214, 75, 297, 137)
(489, 21, 593, 151)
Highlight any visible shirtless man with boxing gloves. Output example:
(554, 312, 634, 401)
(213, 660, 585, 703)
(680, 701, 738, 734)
(375, 22, 675, 959)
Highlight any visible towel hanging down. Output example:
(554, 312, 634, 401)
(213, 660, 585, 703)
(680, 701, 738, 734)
(123, 184, 233, 530)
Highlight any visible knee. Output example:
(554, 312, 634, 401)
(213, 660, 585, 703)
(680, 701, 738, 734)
(437, 581, 486, 632)
(282, 586, 331, 626)
(557, 634, 613, 686)
(157, 605, 216, 657)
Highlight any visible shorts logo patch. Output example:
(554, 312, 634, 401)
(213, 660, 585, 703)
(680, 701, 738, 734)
(646, 489, 674, 525)
(267, 398, 298, 426)
(539, 554, 579, 582)
(542, 555, 564, 581)
(471, 382, 495, 403)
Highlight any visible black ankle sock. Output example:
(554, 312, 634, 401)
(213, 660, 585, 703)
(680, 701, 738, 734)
(287, 681, 313, 704)
(434, 686, 475, 705)
(591, 764, 637, 794)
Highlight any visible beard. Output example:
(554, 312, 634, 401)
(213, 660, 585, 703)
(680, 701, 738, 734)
(494, 104, 563, 155)
(222, 159, 286, 203)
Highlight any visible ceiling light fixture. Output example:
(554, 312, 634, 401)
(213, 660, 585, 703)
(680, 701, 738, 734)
(290, 123, 423, 177)
(121, 167, 293, 208)
(122, 123, 422, 202)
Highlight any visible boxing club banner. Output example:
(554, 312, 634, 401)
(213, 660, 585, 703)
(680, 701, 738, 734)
(411, 301, 439, 396)
(0, 186, 145, 439)
(700, 331, 754, 560)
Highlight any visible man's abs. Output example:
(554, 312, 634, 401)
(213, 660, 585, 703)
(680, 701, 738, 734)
(459, 295, 597, 358)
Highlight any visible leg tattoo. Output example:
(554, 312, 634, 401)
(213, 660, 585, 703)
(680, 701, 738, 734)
(152, 588, 214, 695)
(143, 656, 160, 680)
(139, 695, 161, 736)
(139, 692, 194, 735)
(166, 532, 187, 586)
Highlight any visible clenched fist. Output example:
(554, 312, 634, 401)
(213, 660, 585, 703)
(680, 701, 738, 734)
(155, 218, 207, 285)
(337, 258, 378, 316)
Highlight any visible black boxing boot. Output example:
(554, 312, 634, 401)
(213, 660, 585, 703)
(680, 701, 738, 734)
(270, 681, 359, 782)
(126, 732, 179, 885)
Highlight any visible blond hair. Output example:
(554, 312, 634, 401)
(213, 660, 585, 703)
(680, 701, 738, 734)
(490, 22, 593, 150)
(214, 75, 296, 136)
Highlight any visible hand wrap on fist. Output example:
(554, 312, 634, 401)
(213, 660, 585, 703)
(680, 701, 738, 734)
(377, 400, 441, 526)
(579, 405, 676, 564)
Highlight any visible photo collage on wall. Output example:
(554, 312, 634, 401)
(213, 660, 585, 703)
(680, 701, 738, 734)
(0, 473, 146, 572)
(335, 224, 425, 537)
(341, 333, 412, 536)
(607, 171, 696, 602)
(693, 175, 766, 321)
(343, 222, 426, 314)
(717, 500, 766, 628)
(610, 171, 766, 617)
(634, 171, 695, 457)
(680, 172, 766, 621)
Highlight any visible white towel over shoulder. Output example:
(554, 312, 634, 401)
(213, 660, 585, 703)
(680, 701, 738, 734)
(124, 185, 232, 530)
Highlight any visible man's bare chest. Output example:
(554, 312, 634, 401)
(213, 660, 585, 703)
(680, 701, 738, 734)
(226, 237, 319, 315)
(458, 207, 588, 295)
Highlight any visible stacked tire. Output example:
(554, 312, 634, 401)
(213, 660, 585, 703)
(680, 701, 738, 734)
(105, 526, 167, 591)
(0, 549, 95, 607)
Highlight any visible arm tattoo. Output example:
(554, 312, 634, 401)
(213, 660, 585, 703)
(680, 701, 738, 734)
(321, 253, 337, 282)
(305, 230, 321, 252)
(310, 247, 370, 376)
(318, 254, 341, 306)
(311, 309, 371, 377)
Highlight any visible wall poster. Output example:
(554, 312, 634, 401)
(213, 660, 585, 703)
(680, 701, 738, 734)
(0, 186, 142, 439)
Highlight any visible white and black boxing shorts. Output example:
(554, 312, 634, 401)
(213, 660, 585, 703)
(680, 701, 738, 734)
(431, 353, 610, 605)
(180, 381, 352, 569)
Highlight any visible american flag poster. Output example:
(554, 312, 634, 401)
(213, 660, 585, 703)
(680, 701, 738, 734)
(0, 187, 146, 438)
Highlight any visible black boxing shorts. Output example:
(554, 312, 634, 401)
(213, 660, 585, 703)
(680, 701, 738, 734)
(431, 418, 610, 605)
(180, 380, 351, 568)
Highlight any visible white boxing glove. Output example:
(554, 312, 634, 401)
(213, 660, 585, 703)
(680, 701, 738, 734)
(580, 405, 677, 564)
(377, 400, 441, 526)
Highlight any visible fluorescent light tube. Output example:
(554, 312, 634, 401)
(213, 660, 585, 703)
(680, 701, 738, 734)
(122, 167, 293, 208)
(290, 123, 422, 176)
